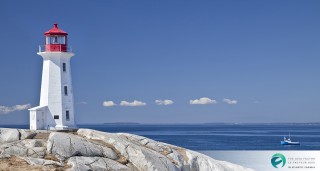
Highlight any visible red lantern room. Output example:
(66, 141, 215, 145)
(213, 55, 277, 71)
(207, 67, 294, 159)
(44, 23, 68, 52)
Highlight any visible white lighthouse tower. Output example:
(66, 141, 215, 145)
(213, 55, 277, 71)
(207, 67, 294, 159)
(29, 23, 76, 130)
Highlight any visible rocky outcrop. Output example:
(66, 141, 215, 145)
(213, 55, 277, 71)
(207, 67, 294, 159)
(0, 128, 37, 144)
(67, 157, 130, 171)
(0, 128, 20, 144)
(0, 139, 46, 158)
(47, 132, 117, 160)
(0, 128, 254, 171)
(21, 157, 63, 167)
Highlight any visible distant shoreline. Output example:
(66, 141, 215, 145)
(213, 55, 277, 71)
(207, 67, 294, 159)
(1, 122, 320, 127)
(103, 122, 140, 125)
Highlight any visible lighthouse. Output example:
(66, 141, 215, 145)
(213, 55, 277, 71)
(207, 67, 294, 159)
(29, 23, 76, 130)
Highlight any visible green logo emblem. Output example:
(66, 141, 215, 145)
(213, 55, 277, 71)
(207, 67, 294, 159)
(271, 153, 286, 168)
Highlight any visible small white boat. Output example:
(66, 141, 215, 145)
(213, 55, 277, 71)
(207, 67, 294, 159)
(281, 133, 300, 145)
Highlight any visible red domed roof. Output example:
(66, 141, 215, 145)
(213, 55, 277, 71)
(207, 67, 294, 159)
(44, 23, 68, 36)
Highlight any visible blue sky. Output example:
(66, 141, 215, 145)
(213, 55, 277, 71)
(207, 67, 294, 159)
(0, 0, 319, 124)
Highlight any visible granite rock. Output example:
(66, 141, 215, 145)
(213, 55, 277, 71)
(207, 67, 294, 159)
(0, 128, 20, 144)
(0, 139, 46, 158)
(47, 132, 117, 161)
(67, 156, 130, 171)
(0, 128, 254, 171)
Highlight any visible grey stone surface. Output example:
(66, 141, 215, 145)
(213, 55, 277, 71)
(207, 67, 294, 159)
(67, 156, 130, 171)
(126, 143, 179, 171)
(0, 139, 46, 158)
(185, 150, 254, 171)
(78, 128, 178, 171)
(166, 149, 185, 169)
(47, 132, 117, 160)
(77, 129, 131, 158)
(78, 129, 254, 171)
(18, 129, 37, 140)
(20, 157, 63, 167)
(0, 154, 10, 159)
(0, 128, 254, 171)
(119, 133, 172, 155)
(0, 128, 20, 144)
(118, 132, 254, 171)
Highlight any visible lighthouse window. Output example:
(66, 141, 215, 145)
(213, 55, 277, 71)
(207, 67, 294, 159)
(47, 36, 65, 44)
(64, 86, 68, 96)
(63, 63, 66, 72)
(60, 36, 66, 44)
(46, 37, 50, 44)
(66, 110, 70, 121)
(53, 36, 58, 44)
(54, 115, 59, 119)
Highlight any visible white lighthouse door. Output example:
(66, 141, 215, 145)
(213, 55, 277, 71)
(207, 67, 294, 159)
(38, 112, 45, 129)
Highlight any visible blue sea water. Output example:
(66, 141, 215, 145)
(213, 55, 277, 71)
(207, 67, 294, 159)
(3, 123, 320, 150)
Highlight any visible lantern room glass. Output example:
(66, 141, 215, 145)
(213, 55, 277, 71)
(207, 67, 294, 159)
(46, 36, 66, 45)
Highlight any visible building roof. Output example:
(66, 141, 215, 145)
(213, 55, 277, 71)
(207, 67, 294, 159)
(28, 105, 47, 111)
(44, 23, 68, 36)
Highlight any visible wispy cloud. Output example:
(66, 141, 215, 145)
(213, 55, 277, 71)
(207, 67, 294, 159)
(155, 99, 174, 106)
(120, 100, 146, 107)
(222, 98, 238, 105)
(103, 101, 117, 107)
(253, 100, 260, 104)
(190, 97, 217, 105)
(77, 101, 88, 105)
(0, 104, 31, 114)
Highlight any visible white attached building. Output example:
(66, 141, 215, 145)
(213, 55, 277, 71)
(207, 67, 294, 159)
(29, 23, 76, 130)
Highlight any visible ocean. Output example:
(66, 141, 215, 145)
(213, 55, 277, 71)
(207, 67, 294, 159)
(2, 123, 320, 150)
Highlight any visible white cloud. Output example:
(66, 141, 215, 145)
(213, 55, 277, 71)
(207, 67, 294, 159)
(103, 101, 117, 107)
(0, 104, 31, 114)
(120, 100, 146, 107)
(190, 97, 217, 105)
(222, 98, 238, 105)
(155, 99, 174, 105)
